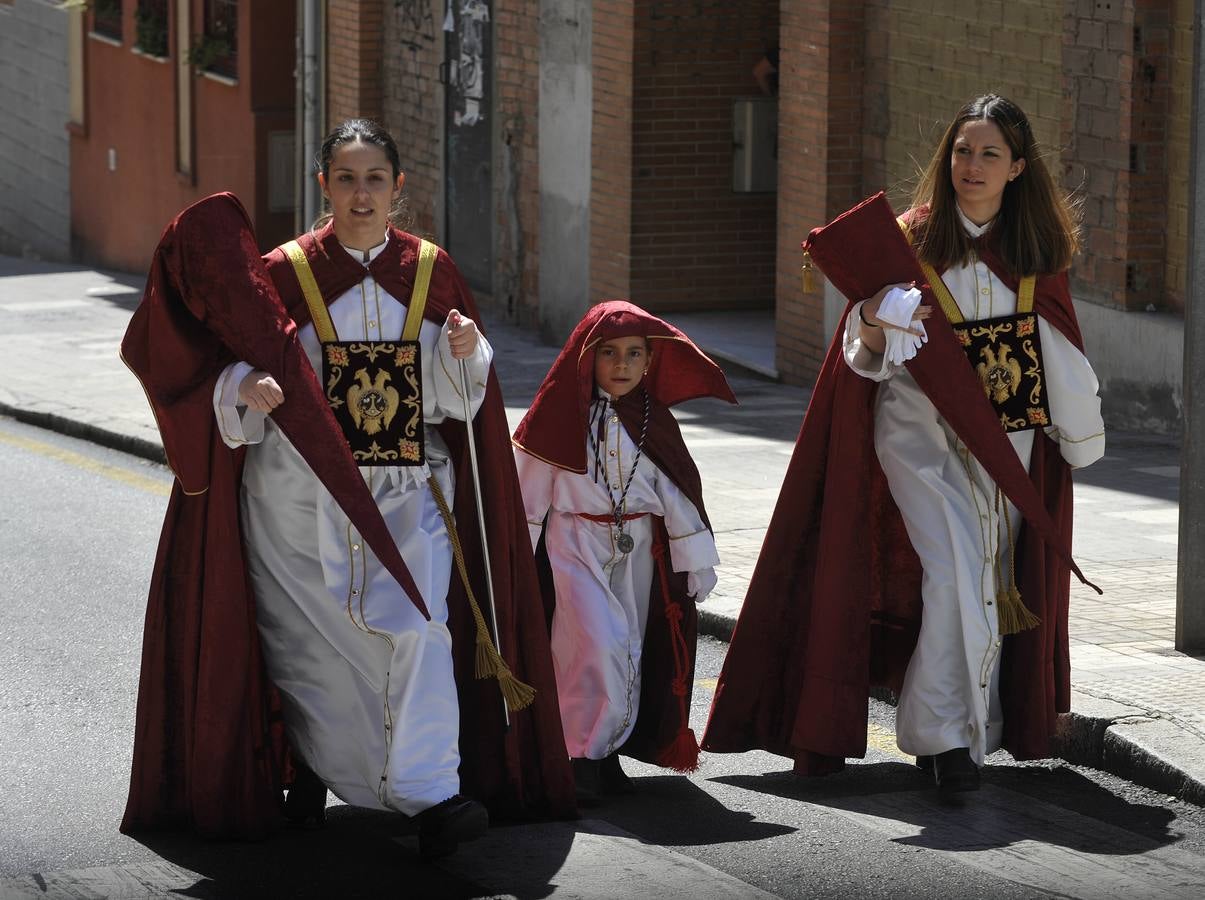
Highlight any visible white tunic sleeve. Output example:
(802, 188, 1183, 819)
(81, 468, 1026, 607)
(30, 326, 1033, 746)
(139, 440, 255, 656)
(653, 467, 719, 574)
(212, 360, 267, 448)
(1038, 318, 1106, 468)
(513, 446, 556, 550)
(843, 301, 900, 382)
(429, 322, 493, 422)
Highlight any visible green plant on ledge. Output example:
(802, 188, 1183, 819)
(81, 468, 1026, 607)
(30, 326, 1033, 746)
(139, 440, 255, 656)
(134, 6, 168, 58)
(187, 34, 233, 75)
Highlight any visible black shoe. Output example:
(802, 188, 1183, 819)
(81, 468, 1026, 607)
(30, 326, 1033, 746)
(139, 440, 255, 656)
(572, 757, 601, 807)
(284, 763, 328, 829)
(915, 755, 934, 774)
(417, 795, 489, 861)
(599, 754, 636, 795)
(932, 747, 980, 793)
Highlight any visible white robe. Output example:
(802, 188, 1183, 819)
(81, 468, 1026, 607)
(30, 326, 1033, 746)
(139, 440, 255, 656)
(843, 211, 1105, 765)
(514, 397, 719, 760)
(212, 237, 493, 816)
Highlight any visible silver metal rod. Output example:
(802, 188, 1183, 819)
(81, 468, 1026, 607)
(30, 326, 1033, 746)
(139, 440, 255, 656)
(459, 358, 510, 728)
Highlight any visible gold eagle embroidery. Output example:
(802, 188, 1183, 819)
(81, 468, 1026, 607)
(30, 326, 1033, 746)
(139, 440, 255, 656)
(347, 369, 400, 436)
(977, 343, 1023, 405)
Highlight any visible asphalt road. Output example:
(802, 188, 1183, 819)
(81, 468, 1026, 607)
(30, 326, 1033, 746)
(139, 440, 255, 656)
(2, 415, 1204, 899)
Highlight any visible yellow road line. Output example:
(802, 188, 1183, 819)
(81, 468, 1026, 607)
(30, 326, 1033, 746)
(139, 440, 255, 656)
(0, 428, 171, 497)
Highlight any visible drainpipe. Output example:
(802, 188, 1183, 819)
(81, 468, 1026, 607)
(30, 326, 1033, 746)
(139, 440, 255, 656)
(298, 0, 323, 229)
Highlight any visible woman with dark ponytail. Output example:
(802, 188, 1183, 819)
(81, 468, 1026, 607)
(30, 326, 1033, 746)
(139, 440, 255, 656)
(121, 119, 575, 856)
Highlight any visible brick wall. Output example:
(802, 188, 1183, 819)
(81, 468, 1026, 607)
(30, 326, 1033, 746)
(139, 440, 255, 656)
(1162, 0, 1193, 312)
(775, 0, 866, 384)
(0, 0, 70, 260)
(327, 0, 385, 126)
(628, 0, 778, 313)
(590, 0, 635, 304)
(383, 0, 443, 237)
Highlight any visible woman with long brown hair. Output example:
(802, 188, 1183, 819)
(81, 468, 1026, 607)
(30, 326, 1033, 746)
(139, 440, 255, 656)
(703, 95, 1105, 796)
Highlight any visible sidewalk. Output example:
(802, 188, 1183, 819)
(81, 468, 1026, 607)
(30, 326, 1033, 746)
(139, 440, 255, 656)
(3, 253, 1202, 805)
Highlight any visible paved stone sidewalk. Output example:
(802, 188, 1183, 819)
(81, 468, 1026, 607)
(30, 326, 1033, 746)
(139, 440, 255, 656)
(2, 253, 1203, 804)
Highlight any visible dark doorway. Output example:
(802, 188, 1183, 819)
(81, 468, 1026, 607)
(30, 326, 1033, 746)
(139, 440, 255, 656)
(443, 0, 493, 295)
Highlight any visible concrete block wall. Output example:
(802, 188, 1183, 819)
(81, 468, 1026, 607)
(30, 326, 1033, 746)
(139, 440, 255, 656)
(493, 0, 541, 324)
(0, 0, 71, 261)
(1062, 0, 1136, 310)
(1163, 0, 1194, 311)
(628, 0, 778, 314)
(862, 0, 1063, 209)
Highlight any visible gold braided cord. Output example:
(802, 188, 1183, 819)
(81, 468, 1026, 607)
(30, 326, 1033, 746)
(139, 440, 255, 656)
(426, 475, 535, 712)
(1016, 275, 1036, 313)
(996, 487, 1040, 635)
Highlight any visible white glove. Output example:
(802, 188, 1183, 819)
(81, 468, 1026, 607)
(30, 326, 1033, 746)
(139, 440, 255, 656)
(686, 568, 717, 603)
(877, 286, 927, 366)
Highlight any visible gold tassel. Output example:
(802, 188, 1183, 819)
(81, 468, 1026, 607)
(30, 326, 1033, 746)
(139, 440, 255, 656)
(801, 252, 816, 293)
(429, 476, 537, 713)
(995, 489, 1039, 634)
(997, 584, 1041, 635)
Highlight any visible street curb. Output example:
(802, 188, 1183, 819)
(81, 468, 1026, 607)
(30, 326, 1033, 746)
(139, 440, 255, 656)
(9, 401, 1202, 808)
(0, 402, 165, 466)
(696, 611, 1205, 806)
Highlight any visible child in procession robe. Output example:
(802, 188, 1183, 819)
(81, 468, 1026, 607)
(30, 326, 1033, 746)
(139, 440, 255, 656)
(512, 301, 736, 804)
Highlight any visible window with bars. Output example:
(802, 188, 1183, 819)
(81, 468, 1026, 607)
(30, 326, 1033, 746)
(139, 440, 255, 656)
(200, 0, 238, 79)
(134, 0, 169, 57)
(93, 0, 123, 41)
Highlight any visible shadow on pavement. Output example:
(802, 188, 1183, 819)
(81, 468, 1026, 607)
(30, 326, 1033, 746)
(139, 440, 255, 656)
(598, 771, 796, 848)
(713, 760, 1179, 856)
(129, 803, 569, 899)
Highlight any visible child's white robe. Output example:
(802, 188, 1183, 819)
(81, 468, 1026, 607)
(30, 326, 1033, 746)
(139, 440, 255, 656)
(515, 399, 718, 759)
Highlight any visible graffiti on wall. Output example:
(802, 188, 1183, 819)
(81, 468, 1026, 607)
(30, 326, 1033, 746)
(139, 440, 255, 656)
(394, 0, 436, 44)
(447, 0, 490, 127)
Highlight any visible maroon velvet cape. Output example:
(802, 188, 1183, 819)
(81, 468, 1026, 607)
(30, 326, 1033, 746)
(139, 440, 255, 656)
(120, 195, 575, 839)
(702, 194, 1093, 772)
(513, 301, 737, 769)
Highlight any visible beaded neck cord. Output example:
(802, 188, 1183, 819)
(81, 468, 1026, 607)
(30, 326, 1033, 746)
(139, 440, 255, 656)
(587, 387, 650, 553)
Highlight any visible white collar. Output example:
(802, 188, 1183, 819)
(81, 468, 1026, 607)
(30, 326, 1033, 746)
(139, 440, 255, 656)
(955, 204, 993, 238)
(339, 233, 389, 266)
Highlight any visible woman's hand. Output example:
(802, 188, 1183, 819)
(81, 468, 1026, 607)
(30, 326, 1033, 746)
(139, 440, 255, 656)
(861, 283, 931, 337)
(445, 309, 479, 359)
(238, 370, 284, 413)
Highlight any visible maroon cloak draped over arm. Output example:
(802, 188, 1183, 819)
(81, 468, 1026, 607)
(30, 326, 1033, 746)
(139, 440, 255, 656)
(702, 193, 1090, 770)
(120, 197, 574, 838)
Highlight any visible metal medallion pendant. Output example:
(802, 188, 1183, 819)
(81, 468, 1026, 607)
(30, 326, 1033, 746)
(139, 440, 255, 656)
(616, 531, 635, 555)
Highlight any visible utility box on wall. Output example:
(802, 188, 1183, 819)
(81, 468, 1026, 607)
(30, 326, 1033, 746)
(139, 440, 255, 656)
(732, 97, 777, 193)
